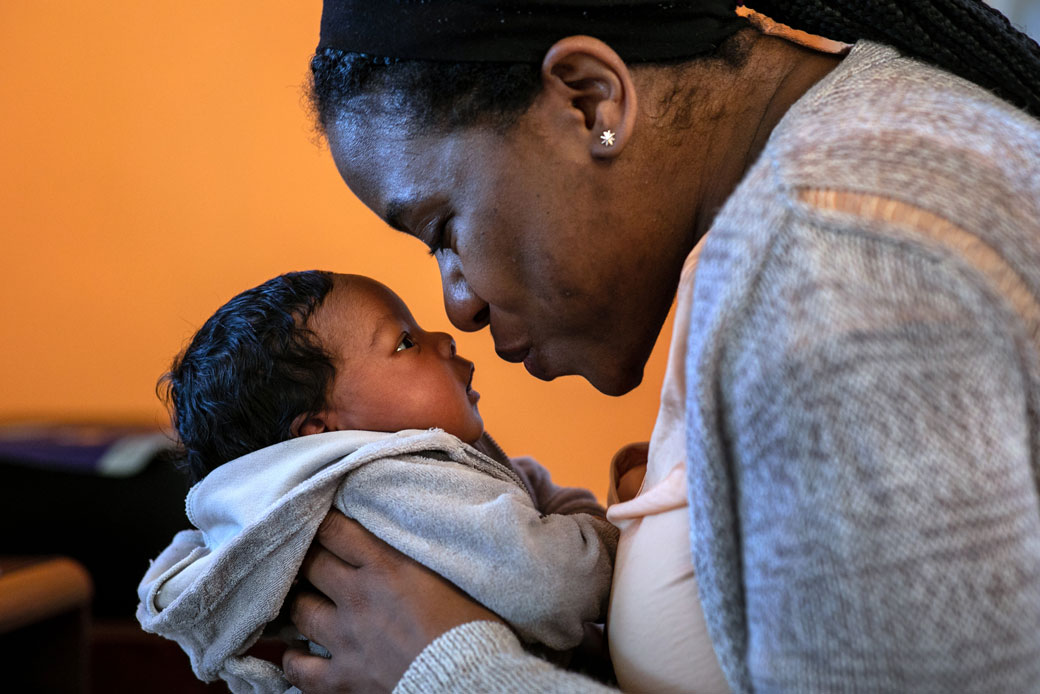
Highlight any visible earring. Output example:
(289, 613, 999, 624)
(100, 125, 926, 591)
(600, 129, 616, 147)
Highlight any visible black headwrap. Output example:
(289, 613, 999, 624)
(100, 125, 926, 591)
(318, 1, 747, 63)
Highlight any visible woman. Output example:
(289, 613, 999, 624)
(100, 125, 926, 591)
(284, 2, 1040, 692)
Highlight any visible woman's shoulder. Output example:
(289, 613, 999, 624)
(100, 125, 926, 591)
(766, 40, 1040, 199)
(722, 40, 1040, 296)
(695, 42, 1040, 371)
(783, 39, 1040, 133)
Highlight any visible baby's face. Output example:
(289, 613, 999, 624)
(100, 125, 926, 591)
(304, 274, 484, 443)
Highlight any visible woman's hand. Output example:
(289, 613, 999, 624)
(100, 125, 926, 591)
(283, 510, 504, 693)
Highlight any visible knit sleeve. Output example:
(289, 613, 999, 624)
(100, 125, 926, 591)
(717, 217, 1040, 690)
(393, 621, 620, 694)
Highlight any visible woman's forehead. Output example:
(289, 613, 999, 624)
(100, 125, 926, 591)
(328, 113, 509, 229)
(327, 114, 440, 213)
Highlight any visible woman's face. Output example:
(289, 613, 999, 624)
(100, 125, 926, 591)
(326, 105, 681, 396)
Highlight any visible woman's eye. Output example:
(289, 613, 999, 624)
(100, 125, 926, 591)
(425, 217, 451, 257)
(395, 333, 417, 352)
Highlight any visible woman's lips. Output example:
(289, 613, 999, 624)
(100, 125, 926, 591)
(496, 343, 553, 381)
(495, 345, 530, 363)
(495, 337, 556, 381)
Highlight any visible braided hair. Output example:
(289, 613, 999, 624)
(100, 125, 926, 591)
(309, 0, 1040, 131)
(749, 0, 1040, 117)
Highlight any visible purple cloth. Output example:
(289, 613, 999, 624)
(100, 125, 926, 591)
(0, 423, 168, 476)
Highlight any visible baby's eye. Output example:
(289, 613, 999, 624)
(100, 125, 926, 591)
(395, 333, 417, 352)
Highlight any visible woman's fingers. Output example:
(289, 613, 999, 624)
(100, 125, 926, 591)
(314, 510, 400, 569)
(300, 544, 361, 606)
(282, 643, 332, 693)
(289, 588, 340, 649)
(286, 509, 508, 692)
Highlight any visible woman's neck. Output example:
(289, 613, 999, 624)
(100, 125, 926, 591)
(744, 37, 844, 170)
(645, 34, 844, 241)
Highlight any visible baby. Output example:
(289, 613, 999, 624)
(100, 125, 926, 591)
(136, 270, 618, 694)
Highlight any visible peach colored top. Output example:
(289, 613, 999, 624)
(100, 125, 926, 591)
(606, 240, 730, 694)
(603, 20, 849, 691)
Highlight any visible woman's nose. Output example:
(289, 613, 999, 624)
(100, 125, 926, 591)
(438, 253, 489, 332)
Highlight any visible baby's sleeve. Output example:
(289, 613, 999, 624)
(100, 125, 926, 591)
(510, 455, 609, 518)
(335, 454, 618, 651)
(472, 431, 607, 517)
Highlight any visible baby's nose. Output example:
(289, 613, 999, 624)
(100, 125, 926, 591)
(437, 333, 456, 359)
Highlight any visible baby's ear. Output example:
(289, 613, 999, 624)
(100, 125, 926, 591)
(291, 412, 329, 437)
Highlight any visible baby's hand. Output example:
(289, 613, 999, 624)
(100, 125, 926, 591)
(611, 442, 648, 503)
(616, 465, 647, 503)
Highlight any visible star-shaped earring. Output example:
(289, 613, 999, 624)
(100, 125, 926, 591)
(600, 129, 616, 147)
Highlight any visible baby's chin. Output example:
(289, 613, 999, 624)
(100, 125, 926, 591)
(456, 419, 484, 446)
(427, 413, 483, 444)
(463, 424, 485, 446)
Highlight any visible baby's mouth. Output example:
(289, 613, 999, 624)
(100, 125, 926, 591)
(465, 365, 479, 403)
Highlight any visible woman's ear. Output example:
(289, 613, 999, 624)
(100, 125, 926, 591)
(540, 35, 638, 159)
(291, 412, 330, 437)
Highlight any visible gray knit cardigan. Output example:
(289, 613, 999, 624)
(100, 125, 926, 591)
(395, 42, 1040, 694)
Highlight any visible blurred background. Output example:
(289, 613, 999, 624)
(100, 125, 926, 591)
(2, 2, 1036, 691)
(0, 0, 670, 494)
(0, 3, 673, 690)
(987, 0, 1040, 39)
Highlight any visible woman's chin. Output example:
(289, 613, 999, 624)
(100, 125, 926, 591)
(522, 351, 555, 382)
(530, 345, 645, 395)
(587, 361, 645, 396)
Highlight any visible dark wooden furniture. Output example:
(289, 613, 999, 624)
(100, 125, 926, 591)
(0, 556, 93, 693)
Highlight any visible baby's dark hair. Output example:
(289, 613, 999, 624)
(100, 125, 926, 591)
(159, 270, 336, 484)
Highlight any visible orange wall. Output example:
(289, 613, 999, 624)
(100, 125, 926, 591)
(0, 1, 672, 499)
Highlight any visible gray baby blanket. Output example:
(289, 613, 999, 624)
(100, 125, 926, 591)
(137, 428, 616, 693)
